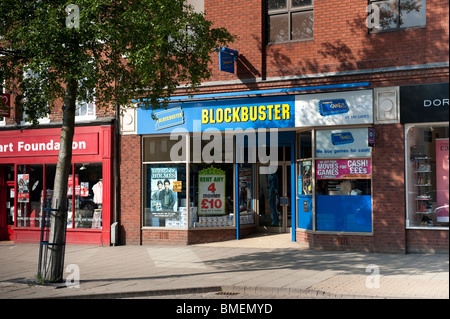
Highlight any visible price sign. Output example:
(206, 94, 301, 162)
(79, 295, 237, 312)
(198, 166, 226, 215)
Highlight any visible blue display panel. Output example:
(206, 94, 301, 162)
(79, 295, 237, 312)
(315, 195, 372, 232)
(297, 195, 313, 230)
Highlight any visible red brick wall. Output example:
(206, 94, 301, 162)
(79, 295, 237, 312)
(205, 0, 449, 83)
(142, 229, 188, 245)
(119, 135, 142, 245)
(406, 229, 450, 253)
(372, 124, 406, 253)
(139, 227, 256, 245)
(188, 226, 256, 245)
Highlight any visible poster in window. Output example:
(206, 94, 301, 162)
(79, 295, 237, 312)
(436, 139, 449, 222)
(150, 167, 178, 218)
(67, 174, 79, 196)
(17, 174, 29, 203)
(238, 167, 252, 213)
(199, 166, 226, 215)
(316, 159, 371, 179)
(80, 182, 89, 197)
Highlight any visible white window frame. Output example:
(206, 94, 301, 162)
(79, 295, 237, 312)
(368, 0, 427, 33)
(267, 0, 314, 44)
(75, 99, 96, 122)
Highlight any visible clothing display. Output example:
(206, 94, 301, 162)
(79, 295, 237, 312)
(92, 180, 103, 204)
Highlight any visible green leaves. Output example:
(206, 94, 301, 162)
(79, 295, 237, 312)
(0, 0, 235, 122)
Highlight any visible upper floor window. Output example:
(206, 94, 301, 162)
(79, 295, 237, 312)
(369, 0, 426, 33)
(75, 78, 96, 121)
(75, 100, 96, 120)
(186, 0, 204, 13)
(267, 0, 314, 44)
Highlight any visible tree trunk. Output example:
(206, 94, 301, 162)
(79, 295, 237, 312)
(44, 78, 77, 283)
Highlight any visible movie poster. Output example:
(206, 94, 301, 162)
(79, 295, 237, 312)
(150, 167, 178, 218)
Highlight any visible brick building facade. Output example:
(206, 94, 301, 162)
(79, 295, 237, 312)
(119, 0, 448, 253)
(3, 1, 447, 253)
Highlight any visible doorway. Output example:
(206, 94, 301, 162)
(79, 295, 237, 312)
(257, 161, 292, 233)
(0, 165, 15, 241)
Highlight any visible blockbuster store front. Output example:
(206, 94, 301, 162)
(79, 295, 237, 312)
(135, 83, 376, 247)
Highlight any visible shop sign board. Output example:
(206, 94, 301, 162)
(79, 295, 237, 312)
(0, 133, 99, 157)
(315, 128, 371, 158)
(400, 83, 449, 124)
(137, 95, 296, 134)
(295, 90, 373, 127)
(316, 159, 371, 179)
(198, 166, 226, 215)
(219, 47, 238, 74)
(219, 51, 235, 74)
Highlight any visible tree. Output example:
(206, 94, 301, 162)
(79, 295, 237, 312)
(0, 0, 234, 283)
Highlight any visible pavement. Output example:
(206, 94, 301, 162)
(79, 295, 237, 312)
(0, 233, 448, 300)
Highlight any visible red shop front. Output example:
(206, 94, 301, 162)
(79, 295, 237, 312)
(0, 125, 113, 245)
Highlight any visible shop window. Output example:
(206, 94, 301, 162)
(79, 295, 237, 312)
(143, 135, 187, 162)
(16, 165, 43, 228)
(297, 131, 312, 159)
(238, 164, 255, 226)
(190, 133, 233, 164)
(313, 128, 373, 233)
(368, 0, 426, 33)
(190, 164, 235, 228)
(143, 164, 187, 227)
(4, 165, 15, 228)
(406, 124, 449, 228)
(73, 163, 103, 229)
(267, 0, 314, 43)
(297, 131, 313, 230)
(43, 163, 103, 229)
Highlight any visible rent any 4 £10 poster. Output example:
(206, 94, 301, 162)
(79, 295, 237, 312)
(199, 166, 226, 215)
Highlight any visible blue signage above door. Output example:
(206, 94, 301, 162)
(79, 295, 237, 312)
(137, 95, 296, 134)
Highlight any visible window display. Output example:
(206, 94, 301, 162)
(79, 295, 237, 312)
(238, 164, 255, 225)
(190, 164, 234, 228)
(16, 165, 43, 228)
(406, 125, 449, 228)
(15, 163, 103, 229)
(143, 164, 187, 227)
(313, 128, 372, 233)
(73, 163, 103, 229)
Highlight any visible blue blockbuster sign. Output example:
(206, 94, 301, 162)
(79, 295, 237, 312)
(137, 95, 296, 135)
